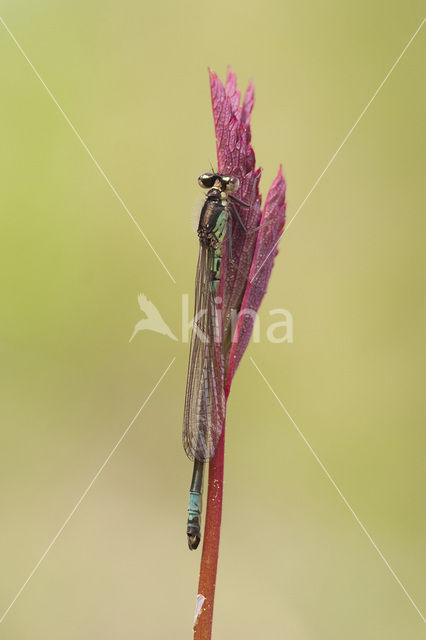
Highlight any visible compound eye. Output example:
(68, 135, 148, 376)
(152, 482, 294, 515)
(225, 176, 240, 192)
(198, 173, 215, 189)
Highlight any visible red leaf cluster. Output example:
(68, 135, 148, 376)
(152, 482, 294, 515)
(209, 68, 286, 395)
(194, 69, 286, 640)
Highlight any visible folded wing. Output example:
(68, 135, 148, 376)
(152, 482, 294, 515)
(183, 245, 226, 462)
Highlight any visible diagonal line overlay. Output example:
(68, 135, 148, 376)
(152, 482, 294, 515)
(251, 17, 426, 283)
(0, 16, 176, 284)
(250, 356, 426, 624)
(0, 357, 176, 625)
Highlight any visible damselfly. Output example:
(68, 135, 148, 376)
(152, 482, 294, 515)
(183, 171, 256, 550)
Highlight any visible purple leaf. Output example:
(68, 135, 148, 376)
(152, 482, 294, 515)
(208, 68, 287, 395)
(192, 71, 287, 639)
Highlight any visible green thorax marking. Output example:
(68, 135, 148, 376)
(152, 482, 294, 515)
(197, 190, 229, 293)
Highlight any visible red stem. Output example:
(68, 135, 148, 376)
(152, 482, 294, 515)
(193, 426, 225, 639)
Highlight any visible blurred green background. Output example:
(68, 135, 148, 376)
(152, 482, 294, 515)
(0, 2, 425, 638)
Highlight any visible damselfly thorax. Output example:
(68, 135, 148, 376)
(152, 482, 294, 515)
(197, 188, 228, 248)
(197, 173, 239, 294)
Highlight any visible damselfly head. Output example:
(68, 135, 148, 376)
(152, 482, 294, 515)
(198, 172, 240, 193)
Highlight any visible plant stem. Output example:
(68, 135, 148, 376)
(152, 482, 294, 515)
(193, 427, 225, 639)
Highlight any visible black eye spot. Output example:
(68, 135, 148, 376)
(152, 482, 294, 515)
(198, 173, 216, 189)
(225, 176, 239, 192)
